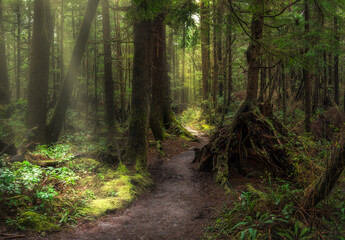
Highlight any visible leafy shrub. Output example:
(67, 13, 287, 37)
(0, 161, 43, 196)
(33, 144, 73, 160)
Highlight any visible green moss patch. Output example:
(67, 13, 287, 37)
(67, 158, 101, 171)
(80, 162, 152, 218)
(16, 211, 60, 232)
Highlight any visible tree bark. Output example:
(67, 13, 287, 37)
(282, 63, 286, 122)
(226, 8, 232, 109)
(102, 0, 116, 129)
(47, 0, 100, 143)
(15, 1, 21, 100)
(114, 1, 125, 121)
(0, 0, 10, 105)
(334, 16, 339, 105)
(245, 0, 263, 103)
(305, 146, 345, 209)
(150, 14, 165, 141)
(201, 0, 210, 110)
(126, 17, 152, 171)
(181, 25, 186, 104)
(304, 0, 311, 132)
(26, 0, 52, 143)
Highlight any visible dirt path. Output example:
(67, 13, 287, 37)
(36, 135, 225, 240)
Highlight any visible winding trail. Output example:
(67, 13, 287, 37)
(41, 133, 225, 240)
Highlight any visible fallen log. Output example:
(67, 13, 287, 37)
(304, 144, 345, 209)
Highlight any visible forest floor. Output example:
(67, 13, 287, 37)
(21, 129, 230, 240)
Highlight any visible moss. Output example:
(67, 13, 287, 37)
(17, 211, 60, 232)
(97, 166, 117, 179)
(79, 175, 94, 185)
(101, 176, 133, 198)
(79, 166, 152, 218)
(68, 158, 101, 171)
(116, 162, 130, 175)
(80, 176, 133, 217)
(80, 197, 126, 217)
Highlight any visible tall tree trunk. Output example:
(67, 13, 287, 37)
(212, 0, 218, 107)
(51, 9, 58, 106)
(15, 1, 21, 100)
(217, 4, 223, 98)
(150, 14, 173, 140)
(201, 0, 210, 111)
(26, 0, 52, 143)
(175, 43, 180, 102)
(114, 1, 125, 121)
(93, 18, 99, 129)
(304, 0, 311, 132)
(60, 0, 65, 80)
(150, 15, 165, 141)
(258, 60, 266, 102)
(334, 16, 339, 105)
(282, 63, 286, 122)
(0, 0, 10, 104)
(322, 51, 329, 107)
(47, 0, 100, 143)
(226, 9, 232, 109)
(181, 25, 186, 104)
(245, 0, 263, 103)
(126, 13, 152, 171)
(102, 0, 115, 129)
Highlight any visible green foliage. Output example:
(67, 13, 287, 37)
(36, 186, 58, 201)
(45, 167, 80, 185)
(33, 144, 73, 160)
(204, 176, 305, 239)
(277, 222, 311, 240)
(0, 161, 43, 195)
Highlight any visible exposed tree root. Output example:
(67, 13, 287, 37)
(194, 101, 294, 186)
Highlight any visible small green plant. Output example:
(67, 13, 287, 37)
(277, 222, 311, 240)
(36, 186, 58, 201)
(33, 144, 73, 160)
(45, 167, 80, 185)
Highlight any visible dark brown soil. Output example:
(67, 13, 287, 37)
(21, 131, 226, 240)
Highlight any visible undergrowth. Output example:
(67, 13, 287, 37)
(203, 106, 345, 239)
(0, 133, 152, 233)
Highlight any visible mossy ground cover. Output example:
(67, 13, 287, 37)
(0, 139, 152, 233)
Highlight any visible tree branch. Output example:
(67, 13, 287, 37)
(262, 0, 301, 18)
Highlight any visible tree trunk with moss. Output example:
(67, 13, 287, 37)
(126, 12, 152, 171)
(304, 145, 345, 209)
(150, 14, 166, 141)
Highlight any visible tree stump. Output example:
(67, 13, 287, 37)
(194, 101, 294, 186)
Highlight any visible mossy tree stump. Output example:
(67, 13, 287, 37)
(194, 101, 294, 186)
